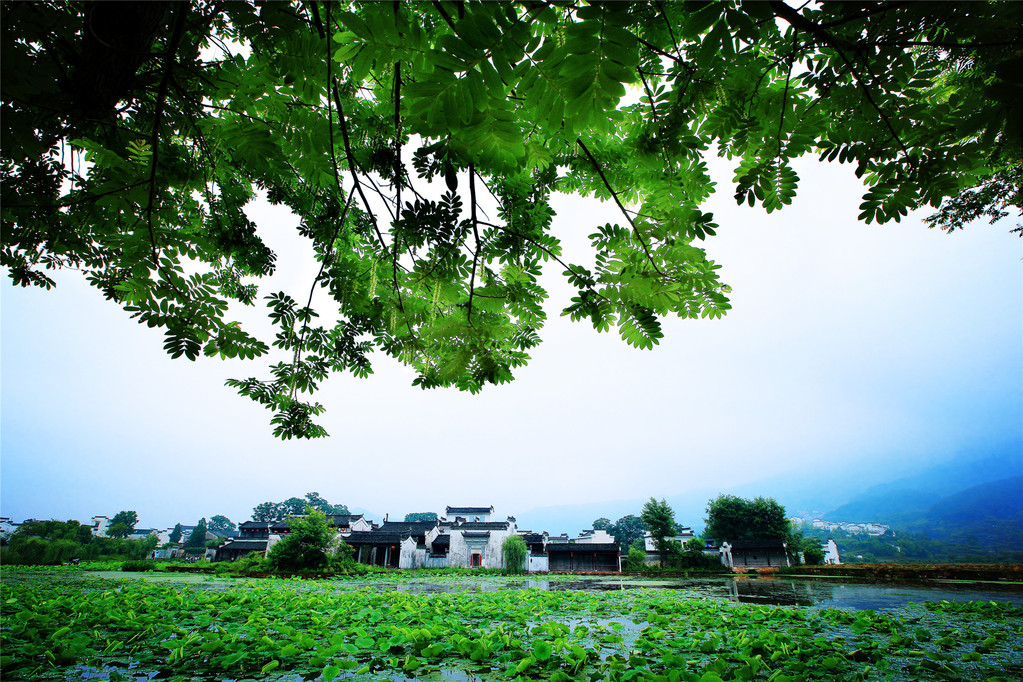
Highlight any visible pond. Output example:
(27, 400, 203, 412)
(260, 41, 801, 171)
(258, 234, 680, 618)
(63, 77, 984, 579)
(91, 570, 1023, 612)
(537, 575, 1023, 611)
(6, 569, 1021, 682)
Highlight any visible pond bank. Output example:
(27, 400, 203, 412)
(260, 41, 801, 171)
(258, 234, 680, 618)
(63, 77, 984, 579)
(782, 563, 1023, 583)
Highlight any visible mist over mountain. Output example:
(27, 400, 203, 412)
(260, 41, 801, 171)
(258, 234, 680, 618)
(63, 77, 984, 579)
(825, 447, 1023, 523)
(514, 439, 1021, 539)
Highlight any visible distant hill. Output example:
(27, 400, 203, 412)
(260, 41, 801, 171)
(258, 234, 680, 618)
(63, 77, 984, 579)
(909, 476, 1023, 547)
(825, 452, 1023, 524)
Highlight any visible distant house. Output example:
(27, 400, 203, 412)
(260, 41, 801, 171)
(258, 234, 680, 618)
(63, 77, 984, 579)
(518, 531, 549, 572)
(213, 522, 278, 562)
(547, 543, 620, 572)
(719, 540, 790, 569)
(642, 527, 697, 565)
(91, 515, 111, 537)
(822, 539, 841, 565)
(444, 506, 495, 523)
(127, 528, 160, 542)
(448, 518, 517, 569)
(0, 517, 18, 541)
(575, 529, 616, 544)
(328, 514, 372, 534)
(344, 531, 408, 568)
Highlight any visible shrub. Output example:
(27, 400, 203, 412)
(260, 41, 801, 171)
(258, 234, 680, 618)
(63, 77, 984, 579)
(502, 535, 527, 574)
(121, 560, 156, 572)
(623, 546, 647, 571)
(266, 508, 334, 572)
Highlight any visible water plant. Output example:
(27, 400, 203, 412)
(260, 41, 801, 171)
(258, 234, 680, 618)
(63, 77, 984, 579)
(1, 570, 1020, 680)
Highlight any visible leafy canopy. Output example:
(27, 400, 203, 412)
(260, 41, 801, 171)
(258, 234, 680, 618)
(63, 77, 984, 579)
(207, 515, 236, 533)
(185, 518, 208, 548)
(3, 1, 1020, 439)
(641, 497, 678, 563)
(253, 492, 349, 521)
(266, 507, 347, 572)
(704, 494, 790, 544)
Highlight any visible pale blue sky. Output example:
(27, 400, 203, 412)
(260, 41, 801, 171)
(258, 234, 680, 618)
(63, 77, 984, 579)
(2, 156, 1021, 533)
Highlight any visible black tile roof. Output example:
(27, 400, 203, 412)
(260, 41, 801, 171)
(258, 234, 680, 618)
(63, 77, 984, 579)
(446, 506, 494, 515)
(521, 533, 547, 544)
(452, 521, 510, 530)
(461, 530, 491, 538)
(218, 539, 269, 550)
(239, 521, 271, 528)
(432, 534, 450, 548)
(343, 531, 408, 545)
(379, 521, 438, 534)
(326, 514, 364, 525)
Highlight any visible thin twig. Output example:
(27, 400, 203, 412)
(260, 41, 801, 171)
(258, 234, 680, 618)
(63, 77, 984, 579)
(467, 163, 481, 324)
(576, 138, 663, 275)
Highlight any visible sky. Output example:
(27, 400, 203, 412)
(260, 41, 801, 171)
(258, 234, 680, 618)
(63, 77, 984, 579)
(2, 154, 1021, 535)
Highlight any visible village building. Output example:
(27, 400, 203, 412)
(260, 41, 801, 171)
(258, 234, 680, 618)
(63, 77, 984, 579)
(444, 506, 495, 522)
(344, 531, 410, 568)
(90, 515, 111, 537)
(212, 521, 276, 562)
(448, 518, 518, 569)
(719, 540, 791, 569)
(821, 539, 841, 565)
(642, 527, 697, 565)
(546, 542, 621, 572)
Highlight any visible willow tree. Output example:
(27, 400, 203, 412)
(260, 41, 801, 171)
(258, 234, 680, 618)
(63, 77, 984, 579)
(3, 1, 1020, 438)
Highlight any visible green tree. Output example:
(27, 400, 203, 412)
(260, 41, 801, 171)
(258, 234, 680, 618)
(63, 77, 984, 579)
(622, 546, 647, 571)
(252, 502, 284, 523)
(304, 492, 349, 515)
(404, 512, 438, 522)
(704, 495, 790, 544)
(254, 493, 348, 521)
(801, 539, 826, 566)
(502, 534, 527, 574)
(4, 2, 1019, 439)
(168, 523, 183, 544)
(266, 508, 336, 572)
(592, 518, 612, 532)
(108, 511, 138, 537)
(185, 518, 208, 549)
(610, 515, 647, 551)
(208, 515, 236, 533)
(641, 498, 678, 566)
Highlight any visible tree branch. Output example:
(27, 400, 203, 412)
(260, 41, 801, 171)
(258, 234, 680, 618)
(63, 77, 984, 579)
(576, 138, 663, 275)
(145, 3, 189, 269)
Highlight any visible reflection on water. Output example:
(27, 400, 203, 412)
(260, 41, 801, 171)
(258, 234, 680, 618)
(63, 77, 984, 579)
(497, 575, 1022, 611)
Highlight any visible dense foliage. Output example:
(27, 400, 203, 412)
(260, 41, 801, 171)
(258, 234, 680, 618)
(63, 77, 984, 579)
(501, 534, 527, 574)
(0, 520, 158, 565)
(266, 508, 353, 573)
(404, 512, 439, 523)
(2, 571, 1021, 680)
(3, 1, 1020, 438)
(185, 518, 208, 549)
(641, 497, 678, 565)
(705, 494, 791, 544)
(106, 511, 138, 539)
(207, 515, 236, 533)
(607, 514, 647, 552)
(253, 492, 349, 521)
